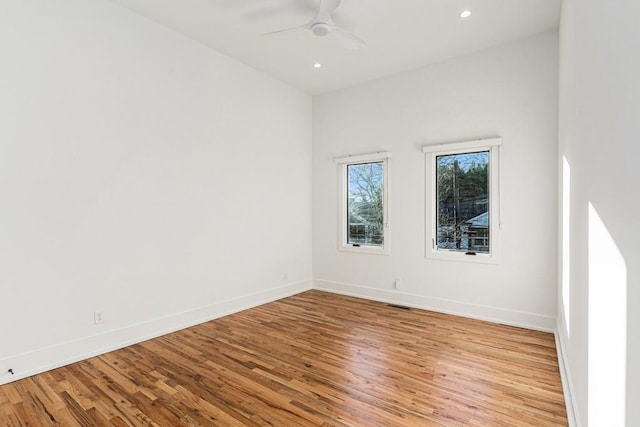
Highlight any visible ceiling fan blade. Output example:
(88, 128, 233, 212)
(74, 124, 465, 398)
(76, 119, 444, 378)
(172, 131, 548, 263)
(262, 24, 309, 36)
(333, 28, 367, 49)
(246, 0, 318, 20)
(319, 0, 342, 15)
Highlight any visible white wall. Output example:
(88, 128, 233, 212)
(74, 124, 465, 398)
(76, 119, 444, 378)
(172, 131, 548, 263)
(313, 32, 559, 330)
(558, 0, 640, 425)
(0, 0, 312, 383)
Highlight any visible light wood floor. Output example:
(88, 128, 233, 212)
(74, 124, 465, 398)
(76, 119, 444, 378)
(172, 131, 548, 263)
(0, 290, 567, 426)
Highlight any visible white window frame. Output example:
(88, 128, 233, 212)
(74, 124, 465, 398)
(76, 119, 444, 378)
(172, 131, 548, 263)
(335, 151, 391, 255)
(423, 138, 502, 264)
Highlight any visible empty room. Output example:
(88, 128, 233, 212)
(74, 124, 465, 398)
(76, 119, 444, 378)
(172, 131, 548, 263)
(1, 0, 638, 425)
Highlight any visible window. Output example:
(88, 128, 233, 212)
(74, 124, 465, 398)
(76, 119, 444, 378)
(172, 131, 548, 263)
(423, 138, 501, 263)
(335, 152, 391, 254)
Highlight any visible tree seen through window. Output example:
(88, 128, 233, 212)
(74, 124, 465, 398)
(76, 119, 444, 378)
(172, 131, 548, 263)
(436, 151, 489, 253)
(347, 162, 384, 246)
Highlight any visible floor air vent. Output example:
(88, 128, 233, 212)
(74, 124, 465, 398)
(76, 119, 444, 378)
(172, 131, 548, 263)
(387, 304, 411, 310)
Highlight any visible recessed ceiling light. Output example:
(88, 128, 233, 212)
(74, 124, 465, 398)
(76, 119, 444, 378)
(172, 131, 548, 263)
(460, 10, 472, 18)
(313, 63, 323, 69)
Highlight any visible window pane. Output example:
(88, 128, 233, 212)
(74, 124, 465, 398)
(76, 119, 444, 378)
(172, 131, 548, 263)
(347, 162, 384, 246)
(436, 151, 489, 253)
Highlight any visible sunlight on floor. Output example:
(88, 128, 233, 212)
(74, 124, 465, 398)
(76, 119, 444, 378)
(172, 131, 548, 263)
(588, 202, 627, 426)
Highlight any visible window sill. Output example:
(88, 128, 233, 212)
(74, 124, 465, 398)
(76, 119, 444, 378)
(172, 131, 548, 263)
(340, 244, 390, 255)
(426, 250, 500, 265)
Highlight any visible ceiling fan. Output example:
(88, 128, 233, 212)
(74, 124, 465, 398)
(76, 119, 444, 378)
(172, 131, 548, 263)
(263, 0, 366, 50)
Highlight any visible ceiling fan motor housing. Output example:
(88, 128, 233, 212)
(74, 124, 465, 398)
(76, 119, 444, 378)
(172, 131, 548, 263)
(312, 22, 331, 37)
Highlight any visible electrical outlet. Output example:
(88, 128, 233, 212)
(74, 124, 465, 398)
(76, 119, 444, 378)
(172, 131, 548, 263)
(94, 311, 104, 325)
(394, 278, 401, 289)
(283, 272, 289, 280)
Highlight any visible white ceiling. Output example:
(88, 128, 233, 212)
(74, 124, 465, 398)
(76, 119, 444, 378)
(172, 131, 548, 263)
(108, 0, 561, 95)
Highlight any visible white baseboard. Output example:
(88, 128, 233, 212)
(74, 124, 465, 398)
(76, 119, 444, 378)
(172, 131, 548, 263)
(2, 278, 573, 424)
(0, 280, 312, 386)
(313, 279, 556, 332)
(555, 329, 581, 427)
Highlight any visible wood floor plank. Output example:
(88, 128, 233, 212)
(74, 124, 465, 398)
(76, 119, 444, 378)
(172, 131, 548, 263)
(0, 290, 567, 425)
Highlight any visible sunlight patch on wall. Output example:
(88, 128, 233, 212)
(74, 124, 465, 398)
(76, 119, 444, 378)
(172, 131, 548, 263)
(588, 202, 627, 426)
(562, 156, 571, 338)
